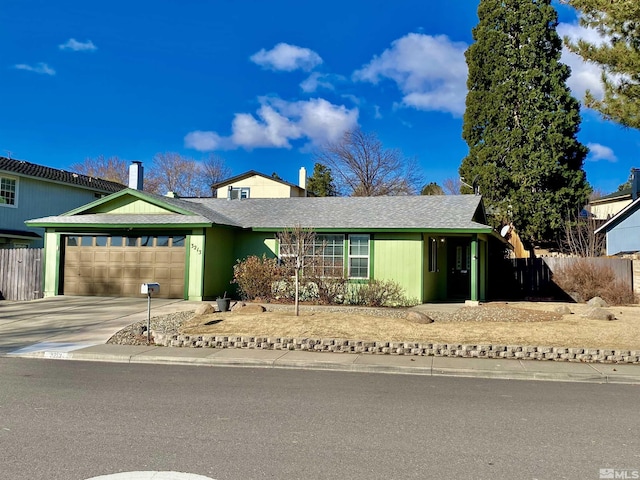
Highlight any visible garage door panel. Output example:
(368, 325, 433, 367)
(109, 251, 124, 263)
(124, 251, 139, 263)
(79, 251, 95, 262)
(139, 251, 155, 263)
(93, 251, 109, 264)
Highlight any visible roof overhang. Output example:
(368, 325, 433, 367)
(0, 229, 42, 240)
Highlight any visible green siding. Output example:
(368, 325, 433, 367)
(203, 227, 236, 299)
(187, 230, 205, 301)
(91, 198, 173, 214)
(234, 231, 277, 261)
(372, 233, 423, 301)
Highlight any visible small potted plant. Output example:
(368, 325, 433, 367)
(216, 291, 231, 312)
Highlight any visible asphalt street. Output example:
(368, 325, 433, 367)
(1, 357, 639, 480)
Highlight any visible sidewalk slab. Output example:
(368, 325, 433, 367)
(353, 354, 433, 374)
(196, 348, 289, 366)
(587, 363, 640, 384)
(274, 350, 358, 371)
(518, 359, 606, 383)
(432, 356, 537, 381)
(67, 344, 159, 362)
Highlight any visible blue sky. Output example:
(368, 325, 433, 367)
(1, 0, 639, 195)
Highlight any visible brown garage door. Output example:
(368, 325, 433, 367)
(63, 234, 186, 298)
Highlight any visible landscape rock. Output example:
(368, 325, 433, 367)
(581, 307, 616, 321)
(405, 311, 434, 324)
(235, 304, 266, 314)
(555, 305, 572, 315)
(230, 301, 246, 311)
(587, 297, 608, 308)
(194, 303, 215, 315)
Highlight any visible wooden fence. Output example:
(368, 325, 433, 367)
(0, 248, 44, 301)
(509, 256, 633, 300)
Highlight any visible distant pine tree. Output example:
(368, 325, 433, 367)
(306, 163, 338, 197)
(566, 0, 640, 130)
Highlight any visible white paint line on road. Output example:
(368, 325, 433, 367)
(7, 341, 96, 356)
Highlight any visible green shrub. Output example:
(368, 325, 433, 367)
(232, 255, 283, 301)
(552, 259, 636, 305)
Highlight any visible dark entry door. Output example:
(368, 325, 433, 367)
(448, 238, 471, 299)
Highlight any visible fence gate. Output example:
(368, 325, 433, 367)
(0, 248, 43, 301)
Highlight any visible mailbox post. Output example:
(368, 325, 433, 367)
(141, 283, 160, 344)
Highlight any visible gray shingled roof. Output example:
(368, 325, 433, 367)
(29, 213, 211, 226)
(183, 195, 489, 230)
(27, 190, 491, 231)
(0, 157, 126, 193)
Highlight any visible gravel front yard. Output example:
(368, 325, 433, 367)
(107, 301, 640, 351)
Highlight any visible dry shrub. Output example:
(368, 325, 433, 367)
(232, 255, 283, 301)
(552, 259, 635, 305)
(345, 279, 410, 307)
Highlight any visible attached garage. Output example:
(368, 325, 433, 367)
(62, 234, 186, 298)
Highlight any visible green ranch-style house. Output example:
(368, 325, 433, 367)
(26, 188, 505, 303)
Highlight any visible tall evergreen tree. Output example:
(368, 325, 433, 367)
(306, 163, 338, 197)
(460, 0, 590, 246)
(565, 0, 640, 129)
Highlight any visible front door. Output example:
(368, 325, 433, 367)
(448, 238, 471, 299)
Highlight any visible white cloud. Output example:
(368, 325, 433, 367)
(558, 22, 605, 100)
(250, 43, 322, 72)
(587, 143, 617, 162)
(184, 131, 232, 151)
(232, 104, 302, 148)
(184, 97, 358, 151)
(13, 62, 55, 75)
(300, 72, 336, 93)
(59, 38, 97, 52)
(353, 33, 468, 116)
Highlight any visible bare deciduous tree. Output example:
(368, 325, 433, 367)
(69, 155, 129, 185)
(561, 212, 606, 257)
(278, 226, 317, 316)
(442, 177, 462, 195)
(314, 128, 423, 196)
(146, 152, 232, 197)
(202, 153, 232, 191)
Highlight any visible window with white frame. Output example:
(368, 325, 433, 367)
(279, 233, 344, 277)
(348, 234, 370, 279)
(309, 234, 344, 277)
(230, 187, 250, 199)
(0, 176, 17, 206)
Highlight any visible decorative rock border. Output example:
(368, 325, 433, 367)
(152, 332, 640, 364)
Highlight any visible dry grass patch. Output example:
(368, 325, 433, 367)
(178, 302, 640, 351)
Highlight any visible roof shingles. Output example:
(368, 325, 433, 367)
(0, 157, 126, 193)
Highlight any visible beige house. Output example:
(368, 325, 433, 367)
(212, 168, 309, 199)
(589, 168, 640, 220)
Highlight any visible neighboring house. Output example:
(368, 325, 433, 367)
(27, 189, 505, 303)
(588, 168, 640, 220)
(212, 168, 309, 199)
(595, 195, 640, 256)
(0, 157, 127, 248)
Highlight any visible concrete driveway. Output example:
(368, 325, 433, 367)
(0, 296, 201, 356)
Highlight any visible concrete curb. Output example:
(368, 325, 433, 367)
(11, 345, 640, 385)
